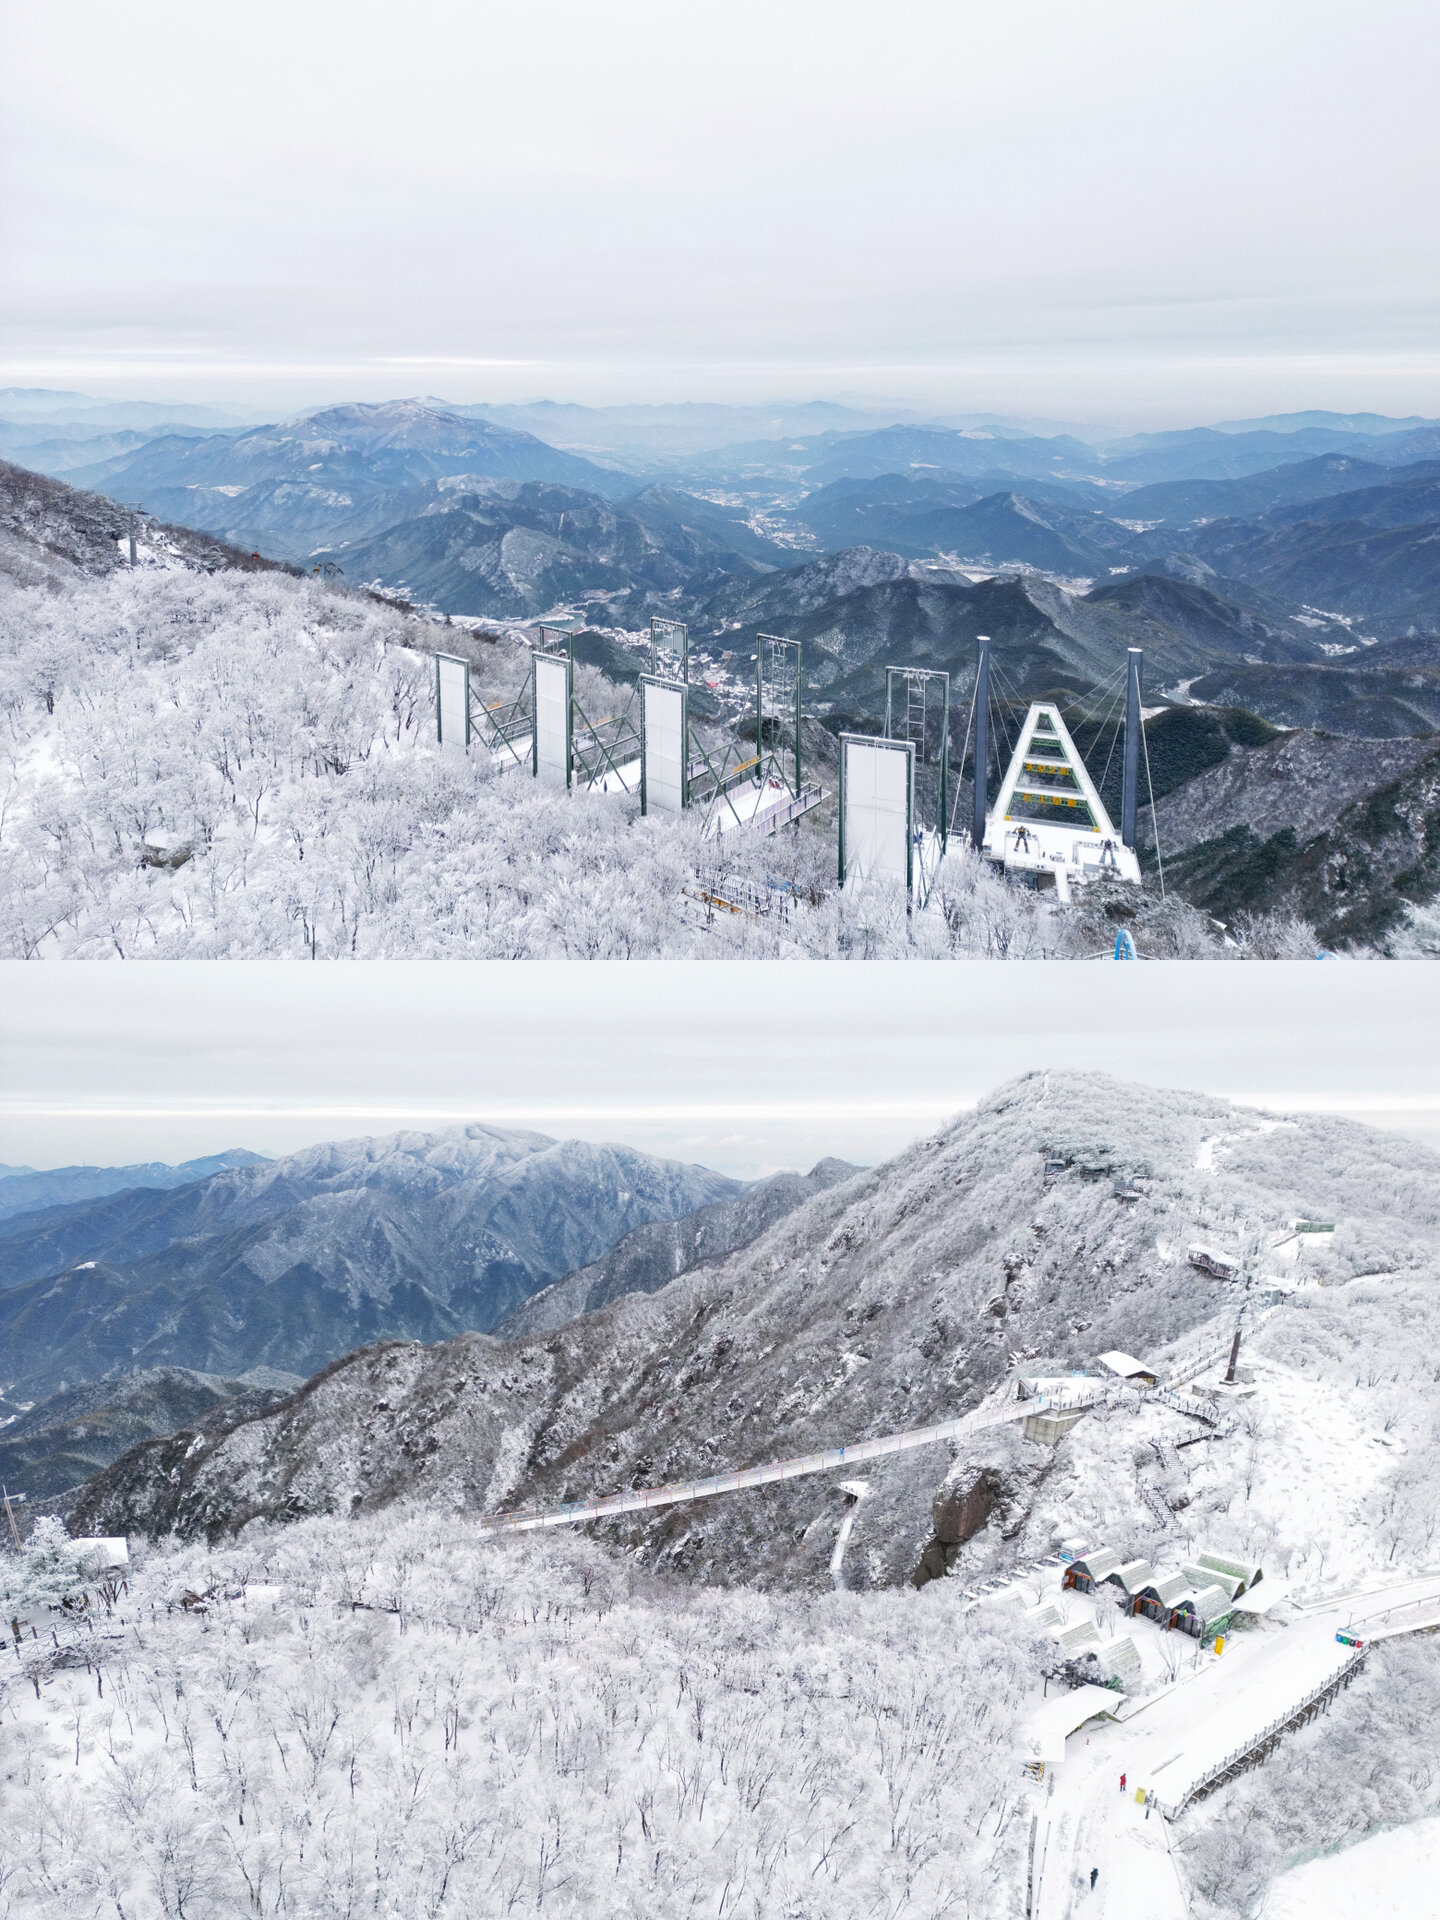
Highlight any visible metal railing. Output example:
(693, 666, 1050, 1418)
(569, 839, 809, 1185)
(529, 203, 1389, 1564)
(1149, 1645, 1366, 1816)
(475, 1386, 1106, 1539)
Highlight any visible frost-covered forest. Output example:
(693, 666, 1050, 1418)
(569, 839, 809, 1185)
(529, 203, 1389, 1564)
(0, 565, 1321, 958)
(0, 1514, 1034, 1920)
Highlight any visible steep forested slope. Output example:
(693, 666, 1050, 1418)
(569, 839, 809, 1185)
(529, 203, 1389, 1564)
(71, 1074, 1440, 1597)
(0, 1125, 741, 1397)
(501, 1157, 860, 1336)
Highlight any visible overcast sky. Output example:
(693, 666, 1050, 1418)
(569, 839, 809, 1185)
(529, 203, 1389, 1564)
(3, 1, 1439, 424)
(4, 962, 1439, 1179)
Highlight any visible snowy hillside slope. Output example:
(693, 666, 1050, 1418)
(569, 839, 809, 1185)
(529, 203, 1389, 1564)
(0, 1513, 1036, 1920)
(4, 546, 1284, 957)
(70, 1074, 1440, 1597)
(0, 1125, 742, 1398)
(500, 1157, 861, 1336)
(0, 457, 294, 590)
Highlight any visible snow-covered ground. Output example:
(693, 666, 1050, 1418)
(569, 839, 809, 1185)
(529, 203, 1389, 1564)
(1264, 1815, 1440, 1919)
(0, 1513, 1036, 1920)
(0, 563, 1317, 958)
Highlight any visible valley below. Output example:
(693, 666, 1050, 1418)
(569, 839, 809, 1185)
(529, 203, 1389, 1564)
(6, 391, 1440, 956)
(4, 1073, 1440, 1917)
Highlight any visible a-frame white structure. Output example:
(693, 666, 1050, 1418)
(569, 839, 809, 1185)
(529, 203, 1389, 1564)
(984, 702, 1141, 900)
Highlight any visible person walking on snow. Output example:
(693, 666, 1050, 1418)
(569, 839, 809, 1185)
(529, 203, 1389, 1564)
(1119, 1773, 1126, 1792)
(1090, 1869, 1099, 1891)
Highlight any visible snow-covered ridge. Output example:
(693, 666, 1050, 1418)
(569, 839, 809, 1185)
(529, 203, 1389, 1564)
(0, 561, 1316, 958)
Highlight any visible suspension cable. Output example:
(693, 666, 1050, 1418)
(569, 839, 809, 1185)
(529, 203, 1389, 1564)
(1140, 713, 1166, 900)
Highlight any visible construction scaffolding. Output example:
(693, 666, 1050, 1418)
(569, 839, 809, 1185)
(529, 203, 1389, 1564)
(533, 626, 642, 795)
(743, 633, 825, 833)
(884, 665, 950, 901)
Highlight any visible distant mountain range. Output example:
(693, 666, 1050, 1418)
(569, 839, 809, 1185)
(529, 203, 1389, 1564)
(13, 393, 1440, 648)
(62, 1073, 1440, 1595)
(0, 1125, 742, 1401)
(0, 1150, 267, 1224)
(2, 1132, 849, 1506)
(500, 1157, 859, 1337)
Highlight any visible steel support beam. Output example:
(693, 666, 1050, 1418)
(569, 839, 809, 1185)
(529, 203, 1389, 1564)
(1122, 647, 1142, 849)
(972, 634, 991, 848)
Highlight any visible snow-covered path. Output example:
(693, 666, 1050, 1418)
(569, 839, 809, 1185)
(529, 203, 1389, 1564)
(1032, 1570, 1440, 1920)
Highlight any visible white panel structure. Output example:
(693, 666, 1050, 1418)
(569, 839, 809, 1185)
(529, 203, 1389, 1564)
(532, 651, 571, 788)
(840, 735, 913, 887)
(435, 653, 470, 747)
(642, 679, 687, 813)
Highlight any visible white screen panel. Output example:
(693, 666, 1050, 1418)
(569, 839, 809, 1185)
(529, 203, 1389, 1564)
(436, 654, 469, 746)
(843, 738, 911, 883)
(533, 653, 570, 787)
(643, 681, 686, 812)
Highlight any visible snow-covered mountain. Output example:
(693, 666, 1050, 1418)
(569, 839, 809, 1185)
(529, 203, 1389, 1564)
(0, 1125, 743, 1398)
(499, 1156, 860, 1336)
(0, 1150, 267, 1224)
(68, 1073, 1440, 1600)
(66, 399, 631, 502)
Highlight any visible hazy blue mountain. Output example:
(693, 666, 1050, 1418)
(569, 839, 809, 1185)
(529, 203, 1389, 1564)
(1183, 514, 1440, 635)
(324, 480, 791, 618)
(1093, 426, 1389, 485)
(0, 1125, 743, 1398)
(799, 425, 1096, 486)
(65, 399, 632, 509)
(0, 422, 180, 475)
(1263, 463, 1440, 530)
(790, 474, 1124, 561)
(1210, 410, 1437, 437)
(0, 389, 253, 429)
(1116, 453, 1396, 526)
(458, 398, 890, 466)
(0, 1366, 301, 1501)
(0, 1150, 268, 1224)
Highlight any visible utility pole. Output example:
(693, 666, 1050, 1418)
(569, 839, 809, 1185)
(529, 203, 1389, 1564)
(1121, 647, 1142, 849)
(972, 634, 991, 849)
(1223, 1322, 1243, 1386)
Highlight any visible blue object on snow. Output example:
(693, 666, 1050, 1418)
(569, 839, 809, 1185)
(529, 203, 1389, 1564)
(1114, 929, 1137, 961)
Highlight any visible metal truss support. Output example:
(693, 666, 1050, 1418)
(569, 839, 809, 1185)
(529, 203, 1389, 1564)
(535, 626, 642, 795)
(1122, 647, 1142, 849)
(756, 633, 805, 800)
(649, 617, 690, 679)
(885, 664, 950, 903)
(971, 634, 991, 848)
